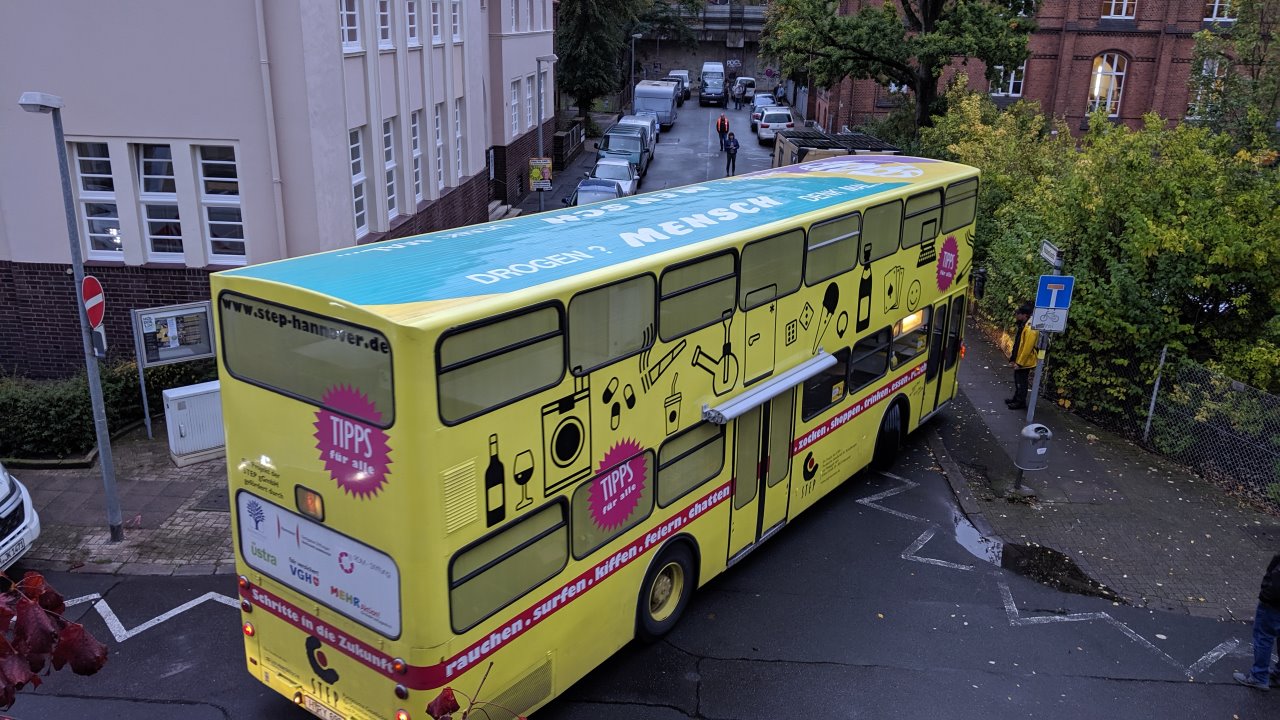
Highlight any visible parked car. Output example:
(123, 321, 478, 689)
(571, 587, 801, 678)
(756, 108, 796, 144)
(0, 461, 40, 571)
(661, 76, 687, 106)
(669, 70, 692, 100)
(595, 124, 652, 176)
(699, 61, 727, 106)
(589, 157, 639, 196)
(564, 178, 624, 206)
(619, 112, 660, 151)
(733, 76, 756, 100)
(750, 95, 779, 131)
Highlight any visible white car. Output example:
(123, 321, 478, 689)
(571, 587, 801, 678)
(756, 108, 796, 144)
(0, 462, 40, 571)
(589, 157, 640, 196)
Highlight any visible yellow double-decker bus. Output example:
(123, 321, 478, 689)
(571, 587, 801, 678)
(214, 156, 978, 720)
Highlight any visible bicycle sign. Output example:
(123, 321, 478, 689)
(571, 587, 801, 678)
(1033, 274, 1075, 332)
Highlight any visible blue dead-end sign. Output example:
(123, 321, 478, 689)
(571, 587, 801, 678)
(1036, 275, 1075, 310)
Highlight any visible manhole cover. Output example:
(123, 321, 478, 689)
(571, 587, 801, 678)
(191, 487, 230, 513)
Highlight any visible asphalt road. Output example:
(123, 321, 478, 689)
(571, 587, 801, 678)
(9, 107, 1273, 719)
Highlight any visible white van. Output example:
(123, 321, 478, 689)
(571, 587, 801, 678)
(633, 80, 679, 128)
(699, 61, 726, 106)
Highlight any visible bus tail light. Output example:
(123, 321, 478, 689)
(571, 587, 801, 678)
(392, 658, 408, 674)
(395, 710, 410, 720)
(241, 599, 253, 612)
(296, 485, 325, 521)
(238, 575, 250, 590)
(293, 691, 304, 705)
(395, 684, 409, 699)
(960, 342, 967, 360)
(242, 622, 255, 637)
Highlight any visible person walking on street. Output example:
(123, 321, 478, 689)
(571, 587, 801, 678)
(1006, 304, 1038, 410)
(725, 132, 740, 176)
(732, 82, 744, 110)
(715, 113, 729, 151)
(1234, 553, 1280, 690)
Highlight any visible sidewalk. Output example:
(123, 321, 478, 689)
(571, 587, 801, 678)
(932, 323, 1280, 621)
(11, 323, 1278, 622)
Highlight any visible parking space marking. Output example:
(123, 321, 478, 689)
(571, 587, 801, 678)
(66, 591, 239, 643)
(902, 527, 974, 571)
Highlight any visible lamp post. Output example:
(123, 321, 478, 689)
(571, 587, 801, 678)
(535, 53, 558, 212)
(18, 91, 124, 542)
(630, 32, 642, 110)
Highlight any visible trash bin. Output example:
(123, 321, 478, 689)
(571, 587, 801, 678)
(1015, 423, 1052, 471)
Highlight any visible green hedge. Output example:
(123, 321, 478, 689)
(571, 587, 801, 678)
(0, 360, 218, 459)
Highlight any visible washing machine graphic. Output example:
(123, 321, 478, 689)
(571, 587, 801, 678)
(542, 376, 592, 495)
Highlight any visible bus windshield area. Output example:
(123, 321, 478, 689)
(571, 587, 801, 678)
(219, 291, 394, 426)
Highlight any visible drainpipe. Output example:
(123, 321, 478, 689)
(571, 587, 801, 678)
(254, 0, 289, 260)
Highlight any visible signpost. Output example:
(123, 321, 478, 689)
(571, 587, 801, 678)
(1039, 239, 1062, 270)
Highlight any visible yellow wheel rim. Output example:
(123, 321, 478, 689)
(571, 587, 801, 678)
(648, 561, 685, 623)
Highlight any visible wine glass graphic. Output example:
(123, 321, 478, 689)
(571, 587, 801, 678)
(513, 450, 535, 510)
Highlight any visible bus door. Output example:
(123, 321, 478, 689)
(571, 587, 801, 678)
(935, 295, 966, 407)
(919, 300, 950, 417)
(727, 388, 796, 561)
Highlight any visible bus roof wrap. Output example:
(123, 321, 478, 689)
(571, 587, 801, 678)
(221, 156, 964, 317)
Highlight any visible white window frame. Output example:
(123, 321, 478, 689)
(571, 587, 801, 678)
(383, 119, 398, 220)
(1100, 0, 1136, 19)
(434, 103, 446, 190)
(540, 69, 549, 122)
(411, 110, 423, 202)
(378, 0, 394, 49)
(526, 75, 535, 128)
(430, 0, 442, 42)
(137, 144, 184, 260)
(527, 0, 534, 31)
(340, 0, 363, 52)
(197, 145, 247, 262)
(1204, 1, 1234, 21)
(1087, 52, 1127, 117)
(990, 63, 1026, 97)
(511, 81, 520, 136)
(454, 98, 465, 179)
(511, 0, 518, 32)
(406, 0, 420, 46)
(73, 142, 123, 259)
(350, 128, 369, 238)
(1187, 58, 1225, 120)
(450, 0, 461, 41)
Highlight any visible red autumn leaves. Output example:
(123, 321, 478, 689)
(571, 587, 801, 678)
(0, 572, 108, 710)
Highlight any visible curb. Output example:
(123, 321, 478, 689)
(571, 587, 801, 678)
(925, 425, 999, 542)
(20, 558, 237, 577)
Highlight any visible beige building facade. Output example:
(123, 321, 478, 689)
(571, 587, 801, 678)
(0, 0, 555, 376)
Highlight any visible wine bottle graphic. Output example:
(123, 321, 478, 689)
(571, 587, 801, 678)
(856, 242, 873, 333)
(485, 434, 505, 526)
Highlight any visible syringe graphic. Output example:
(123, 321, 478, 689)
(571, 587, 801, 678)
(641, 339, 686, 391)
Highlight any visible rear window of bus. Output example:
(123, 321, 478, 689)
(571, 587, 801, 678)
(219, 291, 393, 426)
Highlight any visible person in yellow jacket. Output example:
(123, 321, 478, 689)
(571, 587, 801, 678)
(1006, 304, 1039, 410)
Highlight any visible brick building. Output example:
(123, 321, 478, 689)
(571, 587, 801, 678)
(1, 0, 555, 377)
(811, 1, 1236, 134)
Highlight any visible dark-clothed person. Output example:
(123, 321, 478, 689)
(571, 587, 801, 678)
(725, 132, 739, 176)
(1234, 553, 1280, 690)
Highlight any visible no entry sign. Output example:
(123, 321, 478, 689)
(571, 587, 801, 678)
(82, 275, 105, 329)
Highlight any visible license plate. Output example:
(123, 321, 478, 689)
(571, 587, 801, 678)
(0, 538, 27, 567)
(303, 696, 345, 720)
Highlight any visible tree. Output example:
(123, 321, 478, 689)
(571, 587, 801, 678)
(1187, 0, 1280, 151)
(0, 572, 109, 714)
(762, 0, 1038, 130)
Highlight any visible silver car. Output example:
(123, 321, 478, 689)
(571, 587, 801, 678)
(756, 108, 796, 144)
(589, 157, 640, 196)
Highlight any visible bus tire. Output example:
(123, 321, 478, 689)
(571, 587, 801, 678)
(871, 400, 905, 470)
(636, 542, 696, 642)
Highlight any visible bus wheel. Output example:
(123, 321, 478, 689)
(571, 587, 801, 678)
(871, 401, 903, 470)
(637, 542, 695, 642)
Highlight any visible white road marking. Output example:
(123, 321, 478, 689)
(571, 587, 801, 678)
(902, 527, 974, 571)
(858, 472, 925, 522)
(66, 591, 239, 643)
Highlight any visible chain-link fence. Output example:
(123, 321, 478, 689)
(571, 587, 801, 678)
(973, 315, 1280, 515)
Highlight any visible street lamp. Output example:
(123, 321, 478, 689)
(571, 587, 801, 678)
(18, 91, 124, 542)
(535, 53, 558, 212)
(630, 32, 642, 109)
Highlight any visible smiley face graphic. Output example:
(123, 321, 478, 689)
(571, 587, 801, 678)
(906, 279, 922, 312)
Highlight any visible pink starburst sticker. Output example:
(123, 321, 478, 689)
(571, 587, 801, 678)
(314, 385, 392, 499)
(588, 439, 647, 531)
(936, 234, 959, 291)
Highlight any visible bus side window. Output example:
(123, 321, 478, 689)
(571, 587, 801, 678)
(448, 500, 568, 632)
(805, 213, 860, 286)
(802, 348, 851, 421)
(569, 275, 655, 375)
(657, 422, 725, 507)
(570, 451, 655, 559)
(740, 229, 804, 310)
(438, 304, 565, 423)
(891, 307, 931, 368)
(902, 189, 941, 248)
(659, 252, 736, 341)
(942, 177, 978, 233)
(862, 201, 903, 263)
(848, 328, 891, 393)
